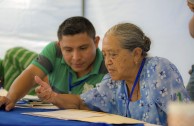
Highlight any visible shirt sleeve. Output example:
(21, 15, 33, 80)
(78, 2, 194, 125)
(80, 74, 119, 112)
(148, 57, 190, 113)
(32, 42, 57, 74)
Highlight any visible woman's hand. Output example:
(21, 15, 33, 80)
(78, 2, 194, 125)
(35, 76, 57, 103)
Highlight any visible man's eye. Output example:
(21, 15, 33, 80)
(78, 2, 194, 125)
(64, 49, 72, 52)
(80, 47, 87, 50)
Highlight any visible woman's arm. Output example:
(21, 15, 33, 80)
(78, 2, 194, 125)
(34, 76, 90, 110)
(52, 94, 90, 110)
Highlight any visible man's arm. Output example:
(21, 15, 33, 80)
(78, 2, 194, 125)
(1, 64, 46, 111)
(189, 15, 194, 38)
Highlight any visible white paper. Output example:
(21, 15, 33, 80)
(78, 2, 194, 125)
(23, 109, 146, 124)
(24, 109, 105, 119)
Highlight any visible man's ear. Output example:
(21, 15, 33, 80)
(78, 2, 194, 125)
(94, 36, 100, 48)
(132, 47, 142, 64)
(57, 41, 60, 47)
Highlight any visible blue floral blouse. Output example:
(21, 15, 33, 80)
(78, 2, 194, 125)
(80, 57, 190, 126)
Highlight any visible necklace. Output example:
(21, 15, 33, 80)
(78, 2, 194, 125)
(128, 58, 145, 101)
(124, 58, 146, 117)
(127, 82, 140, 101)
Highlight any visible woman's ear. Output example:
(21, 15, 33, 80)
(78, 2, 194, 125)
(132, 47, 142, 64)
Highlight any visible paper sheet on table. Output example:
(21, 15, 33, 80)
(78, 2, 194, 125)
(0, 88, 8, 96)
(0, 88, 58, 109)
(23, 109, 146, 124)
(0, 88, 37, 99)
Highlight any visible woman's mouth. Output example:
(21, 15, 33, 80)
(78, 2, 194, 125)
(108, 69, 115, 74)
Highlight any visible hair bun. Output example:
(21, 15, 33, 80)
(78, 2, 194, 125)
(143, 36, 151, 52)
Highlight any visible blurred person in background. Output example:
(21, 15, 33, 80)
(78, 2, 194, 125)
(186, 0, 194, 101)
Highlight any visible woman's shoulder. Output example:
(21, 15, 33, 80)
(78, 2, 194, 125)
(146, 56, 172, 64)
(145, 56, 177, 70)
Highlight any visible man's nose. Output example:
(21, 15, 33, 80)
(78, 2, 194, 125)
(72, 51, 81, 60)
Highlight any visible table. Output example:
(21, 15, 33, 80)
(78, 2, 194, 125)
(0, 107, 144, 126)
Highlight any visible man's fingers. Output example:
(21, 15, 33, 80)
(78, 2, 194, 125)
(5, 103, 15, 111)
(0, 96, 14, 111)
(0, 96, 6, 106)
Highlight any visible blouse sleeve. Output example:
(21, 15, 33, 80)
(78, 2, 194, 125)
(148, 57, 190, 113)
(80, 74, 120, 112)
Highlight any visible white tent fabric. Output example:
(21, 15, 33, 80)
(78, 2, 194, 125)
(0, 0, 82, 56)
(0, 0, 193, 86)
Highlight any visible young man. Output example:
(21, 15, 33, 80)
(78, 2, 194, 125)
(0, 16, 107, 111)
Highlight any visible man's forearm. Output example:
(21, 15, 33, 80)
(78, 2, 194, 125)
(7, 69, 37, 103)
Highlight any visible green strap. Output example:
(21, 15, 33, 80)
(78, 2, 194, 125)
(177, 92, 182, 101)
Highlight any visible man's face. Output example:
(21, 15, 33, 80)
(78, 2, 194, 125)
(59, 32, 99, 77)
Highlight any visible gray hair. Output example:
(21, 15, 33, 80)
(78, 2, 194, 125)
(105, 23, 151, 57)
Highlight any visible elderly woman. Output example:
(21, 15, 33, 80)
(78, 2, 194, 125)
(35, 23, 190, 125)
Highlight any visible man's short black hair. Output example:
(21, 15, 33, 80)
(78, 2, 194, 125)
(57, 16, 96, 41)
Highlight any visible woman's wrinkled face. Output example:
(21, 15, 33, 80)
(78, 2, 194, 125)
(102, 35, 135, 80)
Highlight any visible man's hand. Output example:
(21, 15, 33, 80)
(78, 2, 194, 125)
(0, 96, 15, 111)
(34, 76, 57, 103)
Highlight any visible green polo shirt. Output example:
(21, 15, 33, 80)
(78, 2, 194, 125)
(32, 42, 107, 95)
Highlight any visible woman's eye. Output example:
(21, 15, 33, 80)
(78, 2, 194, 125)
(109, 53, 117, 59)
(80, 47, 87, 50)
(111, 53, 117, 57)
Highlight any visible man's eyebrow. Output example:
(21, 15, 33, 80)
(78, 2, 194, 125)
(62, 44, 89, 49)
(63, 46, 71, 48)
(79, 44, 89, 47)
(62, 46, 72, 50)
(106, 49, 120, 53)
